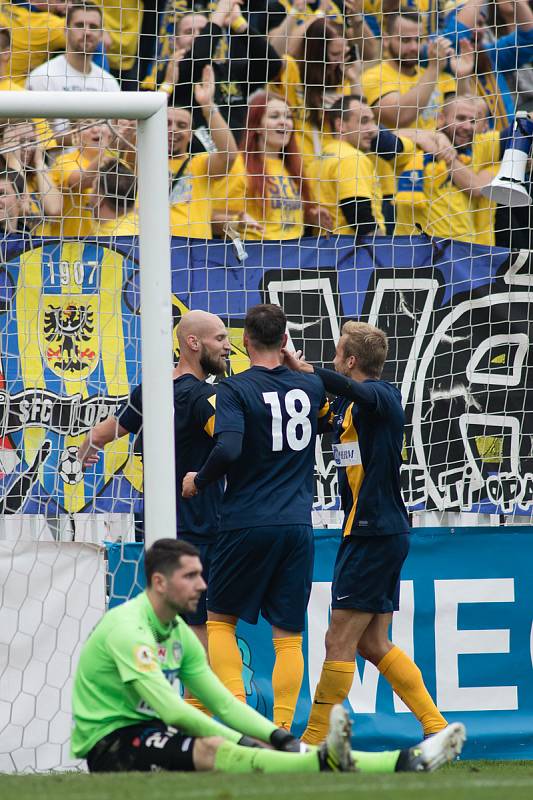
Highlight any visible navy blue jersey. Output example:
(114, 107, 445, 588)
(214, 365, 329, 531)
(316, 368, 410, 537)
(117, 375, 222, 541)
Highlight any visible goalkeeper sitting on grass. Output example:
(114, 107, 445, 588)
(72, 538, 465, 774)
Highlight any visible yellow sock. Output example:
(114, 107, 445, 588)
(302, 660, 355, 745)
(207, 621, 246, 702)
(185, 696, 212, 716)
(272, 636, 304, 731)
(378, 646, 447, 736)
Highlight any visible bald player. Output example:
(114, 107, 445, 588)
(78, 311, 231, 676)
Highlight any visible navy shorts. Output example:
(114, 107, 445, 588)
(331, 534, 410, 614)
(207, 524, 314, 632)
(178, 534, 214, 626)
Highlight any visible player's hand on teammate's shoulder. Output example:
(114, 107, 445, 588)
(182, 471, 199, 498)
(281, 348, 315, 374)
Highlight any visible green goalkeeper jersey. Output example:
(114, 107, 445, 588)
(71, 591, 277, 758)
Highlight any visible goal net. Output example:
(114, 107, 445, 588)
(0, 0, 532, 772)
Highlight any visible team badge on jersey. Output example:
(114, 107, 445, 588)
(172, 642, 182, 663)
(134, 645, 157, 671)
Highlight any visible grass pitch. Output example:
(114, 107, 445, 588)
(1, 762, 532, 800)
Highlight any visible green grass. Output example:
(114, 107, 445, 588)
(1, 762, 532, 800)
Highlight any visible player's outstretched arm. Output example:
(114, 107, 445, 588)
(314, 367, 385, 412)
(132, 673, 244, 743)
(78, 416, 128, 468)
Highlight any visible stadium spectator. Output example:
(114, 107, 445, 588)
(110, 118, 137, 170)
(306, 95, 417, 236)
(98, 0, 142, 83)
(0, 175, 20, 234)
(0, 1, 67, 80)
(210, 91, 329, 240)
(27, 3, 120, 135)
(0, 27, 59, 152)
(268, 0, 379, 61)
(1, 120, 63, 233)
(144, 0, 282, 154)
(360, 13, 473, 131)
(168, 66, 239, 239)
(442, 0, 533, 129)
(393, 94, 518, 244)
(48, 119, 114, 236)
(90, 159, 137, 235)
(0, 25, 21, 90)
(270, 18, 360, 162)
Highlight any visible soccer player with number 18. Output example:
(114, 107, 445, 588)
(182, 304, 329, 732)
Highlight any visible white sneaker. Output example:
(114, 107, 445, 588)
(402, 723, 467, 772)
(319, 704, 354, 772)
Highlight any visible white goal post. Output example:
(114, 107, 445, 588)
(0, 91, 176, 545)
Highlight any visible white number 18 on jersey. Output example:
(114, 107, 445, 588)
(263, 389, 312, 452)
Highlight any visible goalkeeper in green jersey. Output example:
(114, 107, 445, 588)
(72, 538, 466, 773)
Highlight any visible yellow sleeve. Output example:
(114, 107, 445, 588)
(437, 73, 457, 98)
(473, 132, 500, 173)
(48, 154, 79, 190)
(270, 55, 301, 107)
(394, 136, 417, 173)
(338, 149, 374, 202)
(188, 153, 210, 177)
(25, 9, 66, 48)
(394, 150, 428, 208)
(361, 64, 389, 108)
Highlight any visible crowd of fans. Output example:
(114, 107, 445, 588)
(0, 0, 532, 248)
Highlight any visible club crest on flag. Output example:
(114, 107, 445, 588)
(39, 296, 100, 381)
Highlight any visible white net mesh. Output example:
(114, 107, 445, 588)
(0, 0, 532, 772)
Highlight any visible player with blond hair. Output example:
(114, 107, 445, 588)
(283, 321, 448, 744)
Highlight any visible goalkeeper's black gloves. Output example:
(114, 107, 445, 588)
(237, 735, 266, 749)
(269, 728, 301, 752)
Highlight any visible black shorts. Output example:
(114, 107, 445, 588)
(86, 721, 196, 772)
(331, 533, 410, 614)
(207, 524, 314, 632)
(179, 534, 215, 626)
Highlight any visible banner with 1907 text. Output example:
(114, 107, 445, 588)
(0, 234, 532, 517)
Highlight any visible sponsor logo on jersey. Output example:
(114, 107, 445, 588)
(157, 646, 167, 662)
(332, 442, 362, 467)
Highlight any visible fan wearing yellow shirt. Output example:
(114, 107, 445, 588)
(48, 120, 115, 237)
(168, 65, 239, 240)
(0, 27, 57, 150)
(2, 120, 63, 234)
(361, 13, 471, 131)
(210, 92, 326, 240)
(394, 94, 516, 245)
(306, 95, 415, 237)
(0, 1, 66, 79)
(269, 18, 356, 163)
(90, 159, 137, 236)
